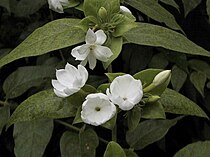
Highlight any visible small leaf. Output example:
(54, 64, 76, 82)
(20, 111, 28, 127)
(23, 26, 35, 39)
(80, 129, 99, 157)
(125, 0, 183, 31)
(3, 66, 55, 99)
(174, 141, 210, 157)
(124, 24, 210, 57)
(182, 0, 202, 17)
(190, 71, 206, 97)
(103, 141, 126, 157)
(160, 88, 208, 118)
(13, 119, 53, 157)
(141, 101, 166, 119)
(0, 19, 85, 68)
(60, 131, 81, 157)
(73, 106, 83, 124)
(103, 37, 123, 69)
(0, 105, 10, 134)
(127, 106, 141, 131)
(188, 59, 210, 72)
(7, 89, 84, 127)
(102, 113, 117, 130)
(148, 53, 168, 69)
(124, 149, 138, 157)
(105, 73, 125, 82)
(171, 65, 187, 92)
(97, 83, 110, 93)
(126, 116, 183, 150)
(159, 0, 179, 11)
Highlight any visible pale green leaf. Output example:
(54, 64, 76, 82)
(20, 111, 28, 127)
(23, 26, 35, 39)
(141, 101, 166, 119)
(103, 141, 126, 157)
(0, 105, 10, 134)
(174, 141, 210, 157)
(124, 24, 210, 57)
(7, 89, 80, 127)
(0, 19, 85, 68)
(160, 88, 208, 118)
(182, 0, 202, 17)
(14, 119, 53, 157)
(190, 71, 206, 97)
(159, 0, 179, 11)
(103, 37, 123, 69)
(3, 66, 55, 99)
(171, 65, 187, 92)
(124, 0, 183, 31)
(126, 116, 183, 150)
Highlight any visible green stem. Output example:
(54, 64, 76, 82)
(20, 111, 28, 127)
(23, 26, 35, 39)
(107, 64, 112, 73)
(112, 125, 117, 142)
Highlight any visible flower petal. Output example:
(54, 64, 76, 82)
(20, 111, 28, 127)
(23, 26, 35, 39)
(71, 45, 90, 61)
(63, 87, 80, 96)
(48, 0, 64, 13)
(87, 52, 97, 70)
(120, 6, 132, 14)
(95, 30, 107, 45)
(53, 88, 69, 97)
(52, 79, 66, 91)
(94, 45, 113, 62)
(56, 69, 74, 87)
(85, 29, 96, 44)
(119, 100, 135, 111)
(78, 65, 88, 86)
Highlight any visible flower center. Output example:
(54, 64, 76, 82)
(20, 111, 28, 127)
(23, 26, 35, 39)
(95, 107, 101, 112)
(123, 97, 127, 101)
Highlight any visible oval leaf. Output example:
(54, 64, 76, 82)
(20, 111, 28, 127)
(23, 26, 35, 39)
(103, 141, 126, 157)
(182, 0, 202, 17)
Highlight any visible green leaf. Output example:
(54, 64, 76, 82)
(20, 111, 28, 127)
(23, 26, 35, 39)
(190, 71, 206, 97)
(105, 72, 125, 82)
(188, 59, 210, 72)
(60, 129, 99, 157)
(102, 113, 117, 130)
(207, 0, 210, 23)
(103, 37, 123, 69)
(13, 119, 53, 157)
(7, 89, 82, 127)
(124, 149, 138, 157)
(127, 106, 141, 131)
(0, 0, 10, 12)
(141, 101, 166, 119)
(174, 141, 210, 157)
(182, 0, 202, 17)
(79, 129, 99, 157)
(97, 83, 110, 93)
(3, 66, 55, 99)
(73, 106, 83, 124)
(159, 0, 179, 11)
(160, 88, 208, 118)
(87, 75, 107, 88)
(0, 105, 10, 134)
(123, 24, 210, 57)
(60, 131, 81, 157)
(171, 65, 187, 92)
(124, 0, 183, 31)
(103, 141, 126, 157)
(11, 0, 46, 17)
(148, 53, 168, 69)
(126, 116, 183, 150)
(0, 19, 85, 68)
(83, 0, 120, 17)
(134, 69, 169, 96)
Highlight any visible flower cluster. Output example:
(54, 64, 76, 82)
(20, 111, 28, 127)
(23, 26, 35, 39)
(52, 63, 143, 126)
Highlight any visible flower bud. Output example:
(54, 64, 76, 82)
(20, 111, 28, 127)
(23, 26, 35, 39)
(152, 70, 171, 86)
(98, 7, 108, 20)
(147, 95, 160, 103)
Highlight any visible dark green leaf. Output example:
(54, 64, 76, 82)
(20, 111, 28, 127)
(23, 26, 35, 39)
(159, 0, 179, 11)
(148, 53, 168, 69)
(174, 141, 210, 157)
(125, 0, 183, 31)
(207, 0, 210, 23)
(0, 105, 10, 134)
(103, 141, 126, 157)
(160, 88, 208, 118)
(124, 24, 210, 57)
(190, 71, 206, 97)
(3, 66, 55, 99)
(105, 73, 125, 82)
(142, 101, 166, 119)
(0, 19, 85, 68)
(126, 116, 183, 150)
(124, 149, 138, 157)
(182, 0, 202, 17)
(13, 119, 53, 157)
(97, 83, 110, 93)
(102, 113, 117, 130)
(127, 106, 141, 131)
(0, 0, 10, 12)
(87, 75, 107, 88)
(171, 65, 187, 92)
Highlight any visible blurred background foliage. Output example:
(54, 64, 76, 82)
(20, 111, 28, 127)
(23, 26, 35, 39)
(0, 0, 210, 156)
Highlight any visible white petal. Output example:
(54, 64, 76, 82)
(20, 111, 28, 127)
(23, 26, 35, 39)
(120, 6, 132, 14)
(87, 52, 97, 70)
(86, 93, 109, 100)
(119, 100, 135, 111)
(63, 87, 80, 96)
(94, 45, 113, 62)
(51, 79, 66, 91)
(95, 30, 107, 45)
(53, 88, 69, 97)
(56, 69, 74, 87)
(65, 63, 78, 77)
(80, 59, 88, 66)
(71, 45, 90, 61)
(60, 0, 69, 5)
(48, 0, 64, 13)
(85, 29, 96, 44)
(78, 65, 88, 86)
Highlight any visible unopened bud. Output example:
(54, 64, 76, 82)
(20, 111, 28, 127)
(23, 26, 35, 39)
(120, 6, 132, 14)
(152, 70, 171, 86)
(98, 7, 107, 19)
(147, 95, 160, 103)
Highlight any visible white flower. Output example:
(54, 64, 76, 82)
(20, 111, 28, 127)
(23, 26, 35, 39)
(47, 0, 69, 13)
(106, 74, 143, 111)
(52, 63, 88, 97)
(71, 29, 113, 70)
(152, 70, 171, 86)
(120, 6, 132, 14)
(81, 93, 116, 126)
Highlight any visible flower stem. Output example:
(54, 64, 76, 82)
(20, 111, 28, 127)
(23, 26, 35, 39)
(112, 125, 117, 142)
(107, 64, 112, 73)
